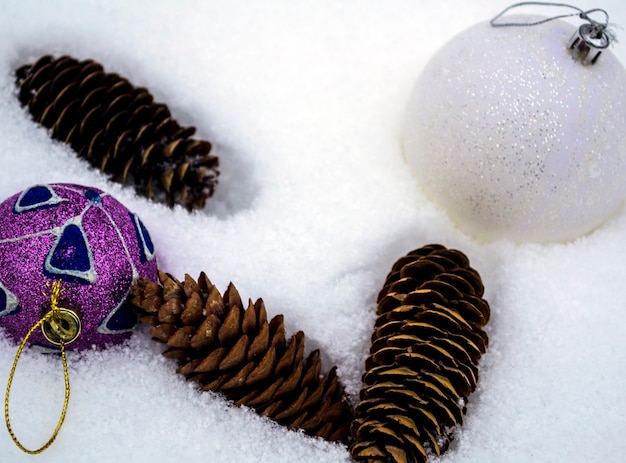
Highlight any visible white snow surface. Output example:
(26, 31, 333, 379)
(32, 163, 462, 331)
(1, 1, 626, 462)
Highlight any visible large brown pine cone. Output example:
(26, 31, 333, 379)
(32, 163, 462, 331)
(15, 55, 219, 211)
(350, 244, 490, 463)
(129, 271, 353, 443)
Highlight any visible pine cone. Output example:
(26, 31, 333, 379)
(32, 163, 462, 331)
(350, 244, 490, 463)
(15, 55, 219, 211)
(129, 271, 353, 443)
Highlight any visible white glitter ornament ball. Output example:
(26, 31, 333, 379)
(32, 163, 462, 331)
(402, 16, 626, 243)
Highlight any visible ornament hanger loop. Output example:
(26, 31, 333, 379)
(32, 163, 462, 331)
(4, 281, 73, 454)
(490, 2, 616, 65)
(491, 2, 608, 29)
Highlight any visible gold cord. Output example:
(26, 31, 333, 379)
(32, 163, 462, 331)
(4, 281, 71, 454)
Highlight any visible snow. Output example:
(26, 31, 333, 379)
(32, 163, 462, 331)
(1, 1, 626, 462)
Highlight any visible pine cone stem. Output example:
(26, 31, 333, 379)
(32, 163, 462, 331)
(129, 271, 353, 443)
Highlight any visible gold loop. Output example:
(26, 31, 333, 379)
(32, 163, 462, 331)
(4, 282, 72, 455)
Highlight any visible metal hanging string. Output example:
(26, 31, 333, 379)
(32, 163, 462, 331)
(490, 2, 609, 30)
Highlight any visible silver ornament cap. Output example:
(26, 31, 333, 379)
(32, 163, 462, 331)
(568, 23, 610, 65)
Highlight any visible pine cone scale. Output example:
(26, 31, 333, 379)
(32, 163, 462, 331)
(176, 359, 200, 376)
(268, 315, 286, 349)
(192, 347, 228, 374)
(150, 324, 176, 342)
(273, 359, 303, 399)
(300, 349, 322, 388)
(221, 363, 257, 390)
(218, 305, 241, 344)
(218, 334, 250, 370)
(158, 298, 182, 324)
(247, 321, 270, 359)
(166, 326, 195, 348)
(181, 292, 204, 325)
(274, 332, 299, 376)
(272, 387, 309, 421)
(245, 346, 276, 386)
(242, 302, 259, 334)
(239, 378, 282, 407)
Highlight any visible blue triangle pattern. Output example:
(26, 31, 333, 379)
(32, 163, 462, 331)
(50, 224, 90, 271)
(0, 281, 20, 317)
(14, 185, 63, 213)
(84, 189, 102, 204)
(44, 221, 96, 284)
(131, 213, 155, 263)
(98, 300, 137, 334)
(138, 218, 155, 256)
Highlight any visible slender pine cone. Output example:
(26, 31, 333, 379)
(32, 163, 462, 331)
(350, 244, 490, 463)
(15, 55, 219, 211)
(129, 271, 353, 443)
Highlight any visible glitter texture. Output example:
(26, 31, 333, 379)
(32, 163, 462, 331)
(0, 183, 158, 350)
(402, 15, 626, 243)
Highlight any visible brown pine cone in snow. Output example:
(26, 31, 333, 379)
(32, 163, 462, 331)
(15, 55, 218, 211)
(129, 271, 353, 443)
(350, 244, 490, 463)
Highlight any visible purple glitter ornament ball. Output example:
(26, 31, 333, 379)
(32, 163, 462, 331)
(0, 183, 158, 350)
